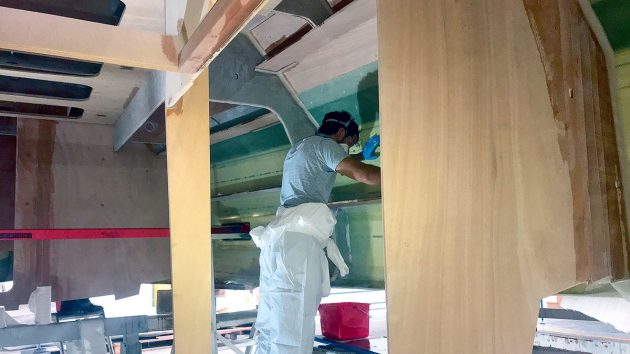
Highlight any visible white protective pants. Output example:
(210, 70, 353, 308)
(250, 203, 349, 354)
(255, 231, 325, 354)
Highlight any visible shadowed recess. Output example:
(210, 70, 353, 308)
(0, 0, 126, 25)
(0, 75, 93, 100)
(0, 51, 103, 77)
(0, 100, 83, 119)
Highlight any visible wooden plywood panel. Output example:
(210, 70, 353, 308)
(524, 0, 629, 281)
(598, 50, 630, 279)
(378, 1, 579, 353)
(0, 119, 170, 309)
(165, 69, 212, 352)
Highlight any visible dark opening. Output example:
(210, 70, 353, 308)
(0, 76, 92, 101)
(0, 51, 103, 77)
(0, 0, 126, 25)
(0, 100, 84, 119)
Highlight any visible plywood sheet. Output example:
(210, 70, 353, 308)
(0, 119, 170, 309)
(378, 1, 581, 353)
(524, 0, 629, 280)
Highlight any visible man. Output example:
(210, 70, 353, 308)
(251, 111, 380, 354)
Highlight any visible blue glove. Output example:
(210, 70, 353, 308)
(362, 135, 380, 160)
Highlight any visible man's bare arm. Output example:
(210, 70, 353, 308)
(336, 156, 381, 185)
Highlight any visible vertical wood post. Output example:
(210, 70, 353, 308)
(166, 68, 213, 353)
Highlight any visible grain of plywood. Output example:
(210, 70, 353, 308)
(0, 119, 170, 309)
(178, 0, 270, 73)
(256, 0, 375, 74)
(525, 0, 628, 281)
(378, 1, 579, 353)
(165, 69, 213, 352)
(283, 12, 377, 93)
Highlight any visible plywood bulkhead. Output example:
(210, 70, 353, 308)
(378, 0, 627, 353)
(0, 119, 170, 309)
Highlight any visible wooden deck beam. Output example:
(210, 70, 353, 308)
(0, 7, 179, 72)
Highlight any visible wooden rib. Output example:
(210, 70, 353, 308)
(179, 0, 270, 73)
(165, 68, 213, 352)
(0, 7, 178, 71)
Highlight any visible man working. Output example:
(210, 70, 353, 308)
(250, 111, 381, 354)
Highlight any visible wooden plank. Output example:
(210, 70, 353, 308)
(183, 0, 216, 40)
(283, 13, 377, 93)
(378, 1, 580, 353)
(256, 0, 376, 74)
(179, 0, 270, 73)
(597, 48, 630, 279)
(0, 7, 178, 71)
(5, 119, 56, 309)
(165, 69, 213, 352)
(577, 6, 610, 280)
(567, 0, 596, 281)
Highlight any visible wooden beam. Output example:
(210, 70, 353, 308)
(0, 7, 179, 72)
(183, 0, 216, 40)
(179, 0, 270, 74)
(256, 0, 376, 74)
(165, 69, 213, 352)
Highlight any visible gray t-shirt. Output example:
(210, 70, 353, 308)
(280, 134, 349, 207)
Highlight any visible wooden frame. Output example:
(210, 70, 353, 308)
(0, 7, 179, 72)
(179, 0, 271, 73)
(0, 1, 270, 75)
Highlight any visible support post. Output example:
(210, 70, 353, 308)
(165, 69, 213, 353)
(121, 334, 142, 354)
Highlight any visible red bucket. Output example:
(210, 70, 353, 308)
(318, 302, 370, 340)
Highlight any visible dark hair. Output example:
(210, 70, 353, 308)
(318, 111, 359, 139)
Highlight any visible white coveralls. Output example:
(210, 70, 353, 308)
(250, 203, 349, 354)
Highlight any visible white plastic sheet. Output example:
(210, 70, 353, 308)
(251, 203, 349, 354)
